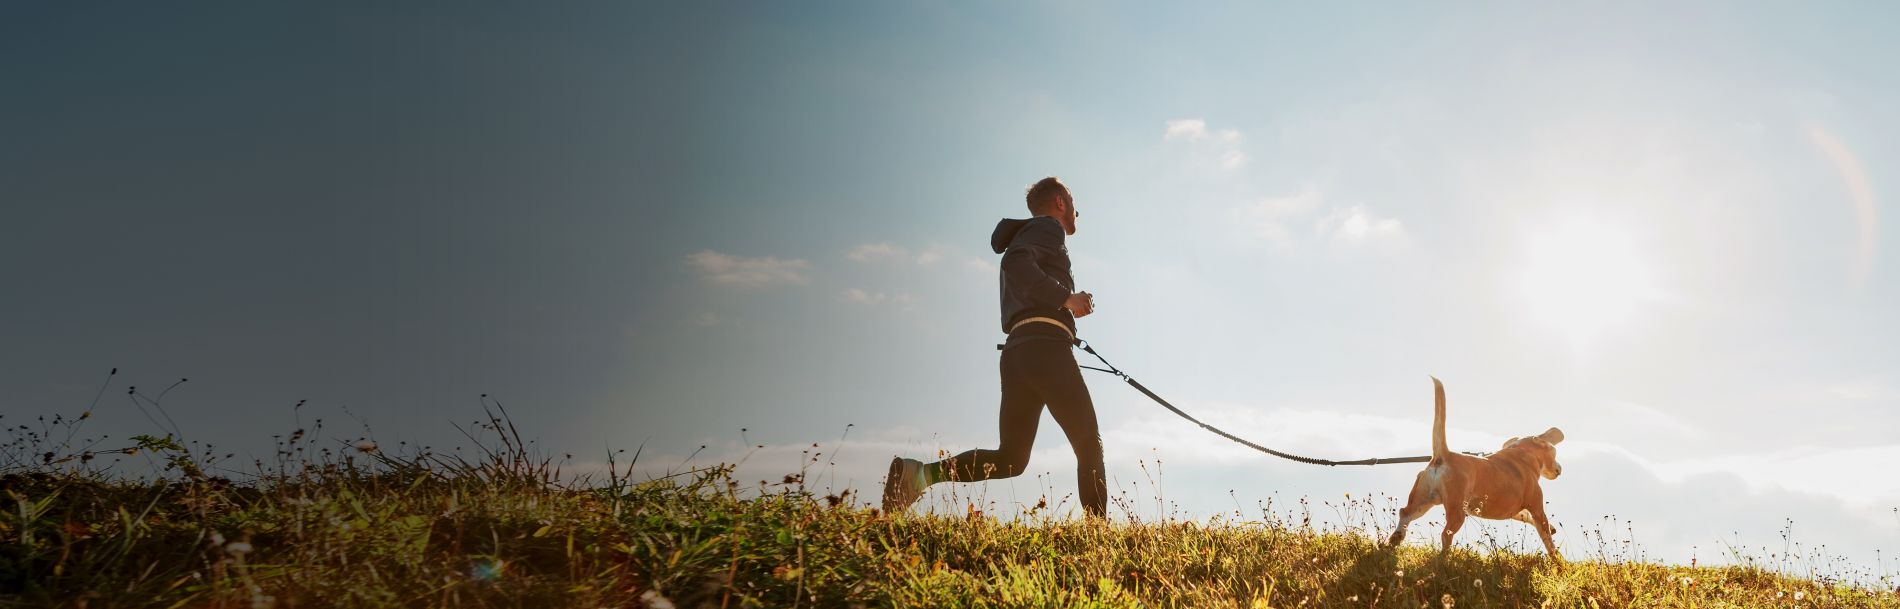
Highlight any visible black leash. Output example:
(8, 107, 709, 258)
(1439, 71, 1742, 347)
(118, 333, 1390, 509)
(1073, 338, 1464, 467)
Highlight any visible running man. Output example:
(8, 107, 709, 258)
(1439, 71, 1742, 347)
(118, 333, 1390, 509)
(882, 176, 1106, 518)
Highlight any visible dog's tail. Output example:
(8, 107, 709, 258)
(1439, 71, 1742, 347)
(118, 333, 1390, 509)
(1430, 376, 1449, 463)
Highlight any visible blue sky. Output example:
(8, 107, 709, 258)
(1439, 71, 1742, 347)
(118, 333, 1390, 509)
(4, 2, 1898, 577)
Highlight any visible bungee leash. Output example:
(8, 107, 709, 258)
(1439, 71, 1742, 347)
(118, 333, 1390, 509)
(1073, 338, 1483, 466)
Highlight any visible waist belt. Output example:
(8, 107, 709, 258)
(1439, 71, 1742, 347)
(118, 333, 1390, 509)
(1007, 316, 1074, 340)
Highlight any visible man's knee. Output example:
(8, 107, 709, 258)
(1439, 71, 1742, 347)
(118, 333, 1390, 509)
(985, 444, 1031, 475)
(1004, 450, 1033, 473)
(1074, 435, 1104, 465)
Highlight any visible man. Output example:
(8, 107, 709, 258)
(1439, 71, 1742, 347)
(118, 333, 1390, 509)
(881, 176, 1106, 518)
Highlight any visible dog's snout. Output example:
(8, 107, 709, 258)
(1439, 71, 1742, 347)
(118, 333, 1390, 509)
(1546, 462, 1564, 479)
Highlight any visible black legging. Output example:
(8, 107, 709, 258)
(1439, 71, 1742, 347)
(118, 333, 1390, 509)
(935, 338, 1107, 517)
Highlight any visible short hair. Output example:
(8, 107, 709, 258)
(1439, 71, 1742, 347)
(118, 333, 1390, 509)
(1024, 176, 1070, 214)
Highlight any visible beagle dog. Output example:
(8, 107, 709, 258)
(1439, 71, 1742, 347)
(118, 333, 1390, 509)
(1387, 377, 1565, 559)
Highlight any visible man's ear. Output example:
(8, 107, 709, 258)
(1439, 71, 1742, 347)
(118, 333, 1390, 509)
(1539, 427, 1565, 444)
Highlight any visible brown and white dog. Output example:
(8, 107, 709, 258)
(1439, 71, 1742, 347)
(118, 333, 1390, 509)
(1387, 377, 1566, 559)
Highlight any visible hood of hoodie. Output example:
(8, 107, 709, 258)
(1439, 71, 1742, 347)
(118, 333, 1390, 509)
(990, 217, 1048, 253)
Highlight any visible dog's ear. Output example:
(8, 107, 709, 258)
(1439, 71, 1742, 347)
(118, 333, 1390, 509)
(1539, 427, 1565, 445)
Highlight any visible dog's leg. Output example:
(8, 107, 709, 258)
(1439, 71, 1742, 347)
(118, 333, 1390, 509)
(1439, 499, 1467, 556)
(1387, 500, 1435, 547)
(1389, 470, 1440, 547)
(1526, 502, 1561, 561)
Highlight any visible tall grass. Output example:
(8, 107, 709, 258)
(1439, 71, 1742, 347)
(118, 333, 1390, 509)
(4, 383, 1897, 607)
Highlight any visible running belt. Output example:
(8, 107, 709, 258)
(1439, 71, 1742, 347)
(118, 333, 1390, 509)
(1008, 316, 1073, 340)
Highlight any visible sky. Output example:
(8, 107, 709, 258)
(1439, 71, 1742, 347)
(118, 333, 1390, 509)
(4, 1, 1898, 580)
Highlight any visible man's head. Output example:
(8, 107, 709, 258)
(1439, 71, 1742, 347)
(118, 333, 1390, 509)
(1025, 176, 1078, 235)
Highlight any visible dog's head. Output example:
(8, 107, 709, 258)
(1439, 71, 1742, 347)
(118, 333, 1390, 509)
(1500, 427, 1565, 479)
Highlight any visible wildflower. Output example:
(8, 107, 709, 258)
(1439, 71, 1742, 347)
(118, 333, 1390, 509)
(225, 541, 253, 556)
(1395, 569, 1405, 578)
(249, 584, 275, 609)
(1473, 579, 1483, 588)
(1441, 592, 1456, 608)
(639, 590, 676, 609)
(209, 531, 226, 547)
(1679, 576, 1694, 588)
(1794, 591, 1805, 601)
(353, 440, 378, 453)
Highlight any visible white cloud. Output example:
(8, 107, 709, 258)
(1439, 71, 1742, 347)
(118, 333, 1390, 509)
(849, 242, 988, 270)
(914, 244, 957, 267)
(685, 250, 811, 287)
(1315, 205, 1406, 242)
(1164, 118, 1246, 170)
(1238, 190, 1323, 245)
(923, 245, 997, 270)
(1585, 441, 1900, 511)
(847, 243, 909, 265)
(1827, 375, 1895, 401)
(842, 288, 913, 308)
(1164, 119, 1209, 140)
(1602, 400, 1702, 439)
(1233, 190, 1406, 248)
(838, 243, 987, 312)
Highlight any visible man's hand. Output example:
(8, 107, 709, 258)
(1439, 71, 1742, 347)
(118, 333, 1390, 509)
(1064, 292, 1095, 318)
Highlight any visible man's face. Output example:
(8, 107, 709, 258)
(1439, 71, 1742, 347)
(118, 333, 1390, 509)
(1057, 193, 1078, 235)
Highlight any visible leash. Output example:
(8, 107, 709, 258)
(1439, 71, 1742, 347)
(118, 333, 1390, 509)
(1073, 339, 1472, 466)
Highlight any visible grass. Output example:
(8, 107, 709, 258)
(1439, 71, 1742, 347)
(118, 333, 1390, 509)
(4, 385, 1898, 607)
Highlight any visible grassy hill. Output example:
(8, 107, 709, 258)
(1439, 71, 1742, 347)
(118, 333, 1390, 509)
(4, 415, 1896, 608)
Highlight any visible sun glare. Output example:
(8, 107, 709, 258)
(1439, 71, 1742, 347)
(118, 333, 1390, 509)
(1516, 216, 1658, 347)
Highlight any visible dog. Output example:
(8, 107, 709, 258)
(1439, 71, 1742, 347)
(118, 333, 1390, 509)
(1386, 377, 1565, 559)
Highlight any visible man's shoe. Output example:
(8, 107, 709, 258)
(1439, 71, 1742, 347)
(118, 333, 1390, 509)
(881, 457, 925, 513)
